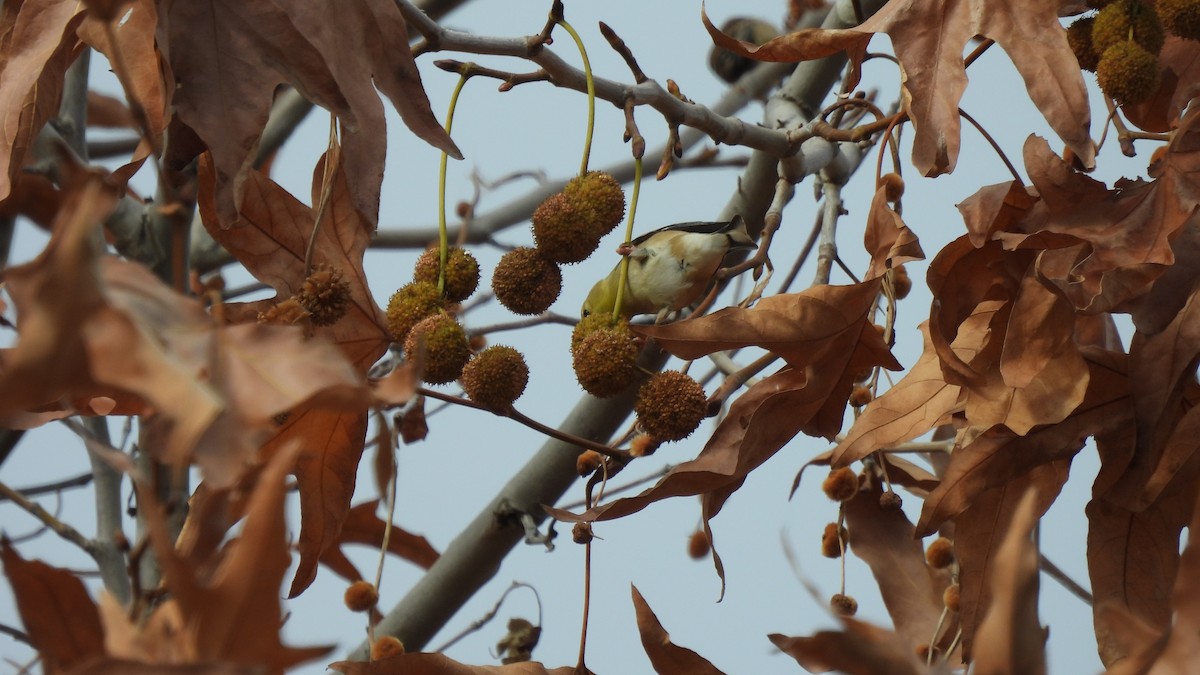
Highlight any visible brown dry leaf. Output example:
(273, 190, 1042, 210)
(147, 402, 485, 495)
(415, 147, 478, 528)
(164, 0, 457, 226)
(328, 653, 580, 674)
(1088, 452, 1199, 668)
(0, 172, 61, 228)
(845, 481, 956, 655)
(971, 489, 1047, 675)
(1, 540, 105, 674)
(832, 324, 962, 467)
(767, 617, 932, 675)
(951, 461, 1067, 660)
(1122, 36, 1200, 133)
(143, 442, 333, 672)
(862, 184, 925, 281)
(632, 585, 726, 675)
(0, 0, 85, 202)
(84, 90, 135, 128)
(318, 499, 439, 583)
(71, 661, 261, 675)
(704, 0, 1092, 176)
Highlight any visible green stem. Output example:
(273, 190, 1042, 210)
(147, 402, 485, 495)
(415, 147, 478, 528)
(557, 18, 595, 176)
(611, 157, 642, 320)
(438, 70, 471, 296)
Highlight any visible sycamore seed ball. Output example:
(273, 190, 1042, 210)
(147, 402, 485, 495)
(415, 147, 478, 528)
(1097, 41, 1162, 105)
(1160, 0, 1200, 40)
(687, 529, 711, 559)
(572, 327, 639, 397)
(371, 636, 406, 660)
(925, 537, 956, 568)
(572, 312, 627, 352)
(461, 345, 529, 411)
(562, 171, 626, 237)
(413, 247, 480, 303)
(296, 263, 352, 326)
(386, 281, 444, 342)
(492, 247, 563, 315)
(830, 593, 858, 617)
(821, 522, 847, 558)
(344, 580, 379, 612)
(403, 313, 471, 385)
(822, 467, 860, 502)
(1068, 17, 1099, 71)
(532, 191, 602, 264)
(1092, 0, 1165, 56)
(635, 371, 707, 442)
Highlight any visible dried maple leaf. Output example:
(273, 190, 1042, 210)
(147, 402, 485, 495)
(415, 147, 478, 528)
(319, 499, 439, 583)
(632, 586, 726, 675)
(1, 540, 105, 674)
(971, 489, 1047, 675)
(845, 481, 956, 656)
(0, 0, 85, 202)
(164, 0, 458, 226)
(768, 617, 933, 675)
(951, 461, 1067, 660)
(328, 653, 581, 674)
(703, 0, 1093, 176)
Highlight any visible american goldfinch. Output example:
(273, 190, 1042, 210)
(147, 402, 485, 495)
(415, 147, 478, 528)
(581, 215, 756, 322)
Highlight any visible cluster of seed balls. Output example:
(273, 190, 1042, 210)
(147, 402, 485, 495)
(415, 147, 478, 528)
(384, 246, 530, 411)
(1067, 0, 1200, 105)
(490, 171, 626, 316)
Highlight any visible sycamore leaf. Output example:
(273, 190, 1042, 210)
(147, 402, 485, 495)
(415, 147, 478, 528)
(844, 481, 956, 655)
(862, 184, 924, 280)
(1, 540, 105, 674)
(632, 586, 726, 675)
(971, 489, 1047, 675)
(328, 653, 580, 674)
(767, 618, 932, 675)
(319, 499, 439, 583)
(704, 0, 1092, 176)
(951, 462, 1067, 660)
(0, 0, 85, 202)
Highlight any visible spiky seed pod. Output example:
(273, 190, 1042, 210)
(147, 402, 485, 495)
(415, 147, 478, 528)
(1092, 0, 1165, 56)
(892, 265, 913, 300)
(635, 371, 707, 442)
(879, 491, 904, 510)
(575, 450, 603, 476)
(1097, 41, 1162, 105)
(849, 386, 874, 408)
(296, 263, 352, 326)
(822, 467, 859, 502)
(572, 327, 639, 397)
(413, 246, 480, 303)
(572, 522, 594, 544)
(562, 171, 626, 237)
(687, 529, 711, 559)
(708, 17, 780, 83)
(344, 580, 379, 612)
(461, 346, 529, 411)
(880, 172, 905, 202)
(403, 313, 471, 385)
(492, 247, 562, 315)
(371, 636, 406, 660)
(1159, 0, 1200, 39)
(532, 192, 601, 264)
(944, 584, 961, 612)
(258, 296, 311, 327)
(821, 522, 847, 558)
(1068, 17, 1100, 71)
(386, 281, 444, 342)
(630, 434, 661, 457)
(925, 536, 956, 569)
(830, 593, 858, 616)
(572, 312, 627, 351)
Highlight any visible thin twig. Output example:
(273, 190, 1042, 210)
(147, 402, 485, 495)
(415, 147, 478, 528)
(432, 581, 541, 653)
(1038, 553, 1093, 605)
(557, 464, 672, 510)
(0, 480, 95, 555)
(0, 473, 93, 500)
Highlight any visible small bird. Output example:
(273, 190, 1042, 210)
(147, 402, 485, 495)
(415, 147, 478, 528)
(581, 215, 756, 322)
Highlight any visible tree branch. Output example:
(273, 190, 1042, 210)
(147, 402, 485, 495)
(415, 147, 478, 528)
(0, 479, 95, 555)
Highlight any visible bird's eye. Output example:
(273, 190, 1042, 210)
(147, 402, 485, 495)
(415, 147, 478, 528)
(582, 309, 591, 318)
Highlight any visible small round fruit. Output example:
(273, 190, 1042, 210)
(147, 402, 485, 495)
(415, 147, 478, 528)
(629, 434, 661, 457)
(892, 265, 912, 300)
(413, 246, 480, 303)
(386, 281, 444, 342)
(461, 345, 529, 411)
(576, 450, 603, 476)
(533, 191, 601, 264)
(879, 491, 904, 510)
(572, 312, 625, 351)
(296, 263, 352, 326)
(880, 172, 905, 202)
(687, 529, 711, 559)
(572, 327, 639, 397)
(849, 386, 874, 408)
(830, 593, 858, 616)
(635, 371, 707, 442)
(492, 247, 562, 315)
(1068, 17, 1099, 71)
(1159, 0, 1200, 40)
(403, 313, 471, 385)
(944, 584, 961, 612)
(562, 171, 627, 237)
(1092, 0, 1165, 56)
(371, 636, 405, 660)
(572, 522, 594, 544)
(1096, 41, 1162, 105)
(822, 467, 859, 502)
(925, 537, 956, 569)
(344, 580, 379, 612)
(821, 522, 847, 558)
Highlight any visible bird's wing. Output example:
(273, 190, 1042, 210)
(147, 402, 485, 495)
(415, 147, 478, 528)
(627, 217, 741, 247)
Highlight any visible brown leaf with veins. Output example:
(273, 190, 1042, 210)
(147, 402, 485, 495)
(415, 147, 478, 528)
(845, 481, 956, 655)
(328, 653, 581, 674)
(768, 617, 932, 675)
(1, 540, 105, 674)
(632, 585, 726, 675)
(971, 489, 1047, 675)
(319, 499, 439, 583)
(704, 0, 1093, 175)
(164, 0, 458, 226)
(0, 0, 85, 202)
(863, 184, 924, 280)
(952, 461, 1067, 660)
